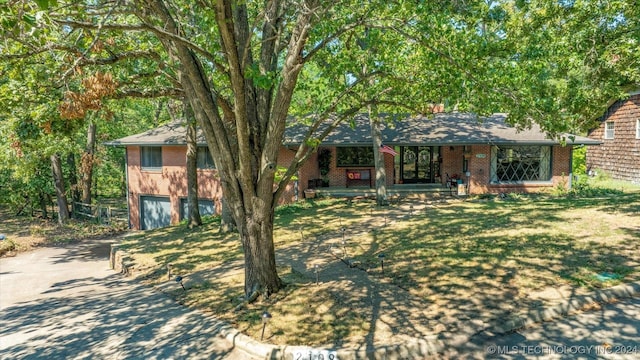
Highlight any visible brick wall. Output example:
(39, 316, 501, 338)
(440, 146, 467, 184)
(127, 145, 298, 229)
(277, 147, 306, 202)
(302, 147, 395, 190)
(127, 146, 221, 229)
(587, 93, 640, 183)
(127, 142, 579, 228)
(466, 145, 574, 194)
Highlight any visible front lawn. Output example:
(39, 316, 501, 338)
(119, 180, 640, 348)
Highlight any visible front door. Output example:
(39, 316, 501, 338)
(400, 146, 440, 183)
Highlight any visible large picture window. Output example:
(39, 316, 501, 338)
(141, 146, 162, 170)
(197, 146, 215, 169)
(336, 147, 374, 167)
(491, 146, 551, 183)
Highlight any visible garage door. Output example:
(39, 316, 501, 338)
(140, 196, 171, 230)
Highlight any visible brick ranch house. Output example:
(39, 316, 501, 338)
(107, 113, 598, 230)
(586, 91, 640, 183)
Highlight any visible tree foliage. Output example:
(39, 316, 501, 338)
(1, 0, 637, 298)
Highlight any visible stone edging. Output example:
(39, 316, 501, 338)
(110, 244, 132, 276)
(109, 245, 639, 359)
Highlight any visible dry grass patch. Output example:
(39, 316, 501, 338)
(120, 183, 640, 347)
(0, 209, 125, 257)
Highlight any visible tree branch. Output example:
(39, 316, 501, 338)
(53, 18, 229, 76)
(112, 88, 183, 99)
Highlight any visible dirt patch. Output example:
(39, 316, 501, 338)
(0, 209, 125, 257)
(0, 210, 54, 256)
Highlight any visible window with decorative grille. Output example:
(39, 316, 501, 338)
(490, 146, 551, 183)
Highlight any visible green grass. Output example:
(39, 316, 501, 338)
(120, 179, 640, 347)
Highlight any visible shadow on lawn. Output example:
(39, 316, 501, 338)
(122, 217, 242, 279)
(271, 195, 639, 347)
(119, 194, 639, 348)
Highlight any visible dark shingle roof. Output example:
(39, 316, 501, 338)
(106, 113, 601, 147)
(283, 113, 601, 146)
(104, 121, 207, 146)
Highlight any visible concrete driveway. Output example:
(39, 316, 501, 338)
(0, 238, 254, 359)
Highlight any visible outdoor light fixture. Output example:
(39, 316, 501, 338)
(166, 263, 173, 280)
(409, 204, 414, 216)
(341, 227, 347, 258)
(314, 264, 319, 285)
(175, 275, 186, 291)
(378, 253, 386, 274)
(261, 311, 272, 341)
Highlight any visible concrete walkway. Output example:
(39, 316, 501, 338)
(0, 238, 255, 359)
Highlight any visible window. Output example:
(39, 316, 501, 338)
(336, 147, 374, 167)
(141, 146, 162, 169)
(490, 146, 551, 183)
(197, 146, 215, 169)
(605, 121, 615, 139)
(180, 198, 215, 220)
(636, 119, 640, 139)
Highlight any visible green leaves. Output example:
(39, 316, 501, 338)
(33, 0, 57, 10)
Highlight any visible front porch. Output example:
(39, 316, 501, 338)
(309, 183, 466, 199)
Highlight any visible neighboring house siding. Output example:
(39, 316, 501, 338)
(587, 93, 640, 183)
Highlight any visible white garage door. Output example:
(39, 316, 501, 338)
(140, 196, 171, 230)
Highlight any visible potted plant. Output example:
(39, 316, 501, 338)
(304, 188, 316, 199)
(317, 148, 332, 187)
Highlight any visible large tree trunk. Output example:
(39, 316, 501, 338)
(219, 198, 236, 233)
(51, 153, 70, 224)
(185, 107, 202, 228)
(146, 0, 316, 300)
(81, 122, 96, 204)
(369, 108, 388, 206)
(66, 153, 81, 216)
(239, 211, 283, 298)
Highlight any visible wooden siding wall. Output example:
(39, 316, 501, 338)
(586, 93, 640, 183)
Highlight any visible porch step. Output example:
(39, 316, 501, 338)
(314, 185, 455, 199)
